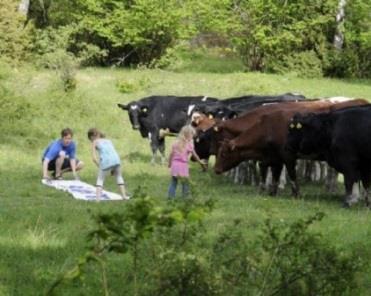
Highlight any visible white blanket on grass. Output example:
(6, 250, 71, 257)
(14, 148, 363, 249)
(41, 179, 125, 201)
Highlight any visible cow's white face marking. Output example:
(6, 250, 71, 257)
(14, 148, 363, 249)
(130, 105, 138, 110)
(187, 105, 195, 116)
(191, 112, 202, 123)
(202, 96, 208, 101)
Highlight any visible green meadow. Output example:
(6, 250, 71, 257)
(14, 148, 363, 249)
(1, 60, 371, 295)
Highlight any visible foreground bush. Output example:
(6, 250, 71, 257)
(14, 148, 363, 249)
(47, 188, 363, 295)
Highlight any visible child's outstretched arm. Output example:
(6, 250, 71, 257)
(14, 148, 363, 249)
(91, 140, 99, 167)
(191, 150, 207, 169)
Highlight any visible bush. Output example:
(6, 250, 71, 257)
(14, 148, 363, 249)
(0, 85, 33, 137)
(150, 250, 222, 296)
(269, 51, 324, 78)
(48, 188, 363, 295)
(38, 49, 78, 91)
(116, 77, 151, 94)
(211, 213, 362, 296)
(71, 0, 184, 66)
(0, 0, 34, 63)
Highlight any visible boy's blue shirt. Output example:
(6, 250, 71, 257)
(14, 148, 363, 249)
(42, 139, 76, 161)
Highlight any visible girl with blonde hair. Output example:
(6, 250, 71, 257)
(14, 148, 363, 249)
(168, 125, 206, 198)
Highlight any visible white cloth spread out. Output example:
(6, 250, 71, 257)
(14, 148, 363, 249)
(41, 179, 125, 201)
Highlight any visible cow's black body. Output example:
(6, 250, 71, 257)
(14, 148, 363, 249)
(286, 105, 371, 206)
(118, 95, 218, 163)
(199, 93, 306, 120)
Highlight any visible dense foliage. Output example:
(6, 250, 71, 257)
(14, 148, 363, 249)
(2, 0, 371, 76)
(0, 0, 33, 62)
(47, 190, 362, 295)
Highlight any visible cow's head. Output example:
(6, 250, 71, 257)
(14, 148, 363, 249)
(214, 139, 243, 174)
(204, 105, 233, 120)
(118, 102, 150, 130)
(286, 113, 325, 156)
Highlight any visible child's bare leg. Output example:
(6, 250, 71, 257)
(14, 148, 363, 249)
(96, 168, 106, 202)
(114, 165, 129, 199)
(118, 184, 129, 199)
(96, 186, 102, 202)
(55, 151, 66, 177)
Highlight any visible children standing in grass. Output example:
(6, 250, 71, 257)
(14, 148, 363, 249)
(87, 128, 129, 201)
(168, 125, 206, 198)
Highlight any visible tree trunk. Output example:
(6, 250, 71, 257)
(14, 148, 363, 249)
(18, 0, 30, 16)
(333, 0, 347, 50)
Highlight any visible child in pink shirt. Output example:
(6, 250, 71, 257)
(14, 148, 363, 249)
(168, 125, 206, 198)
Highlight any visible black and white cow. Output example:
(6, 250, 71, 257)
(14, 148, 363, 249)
(118, 95, 218, 163)
(286, 104, 371, 207)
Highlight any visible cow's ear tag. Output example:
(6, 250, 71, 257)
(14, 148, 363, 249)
(214, 126, 219, 132)
(208, 114, 214, 119)
(296, 123, 302, 129)
(142, 108, 147, 113)
(289, 123, 295, 129)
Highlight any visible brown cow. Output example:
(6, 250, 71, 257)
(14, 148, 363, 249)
(214, 99, 369, 196)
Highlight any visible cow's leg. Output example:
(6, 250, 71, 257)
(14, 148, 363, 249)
(360, 171, 371, 207)
(326, 166, 338, 193)
(148, 132, 157, 164)
(343, 177, 360, 207)
(158, 138, 166, 165)
(250, 160, 259, 186)
(278, 166, 286, 190)
(313, 161, 321, 181)
(285, 159, 299, 197)
(149, 131, 165, 165)
(259, 162, 269, 192)
(304, 160, 313, 181)
(269, 163, 283, 196)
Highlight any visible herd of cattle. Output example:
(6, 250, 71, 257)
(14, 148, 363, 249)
(118, 94, 371, 208)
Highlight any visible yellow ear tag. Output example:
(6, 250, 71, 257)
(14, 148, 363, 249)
(208, 114, 214, 119)
(289, 123, 295, 129)
(296, 123, 302, 129)
(142, 108, 147, 112)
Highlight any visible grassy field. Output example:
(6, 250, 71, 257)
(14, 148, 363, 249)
(1, 61, 371, 295)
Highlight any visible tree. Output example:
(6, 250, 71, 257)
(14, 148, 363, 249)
(333, 0, 346, 50)
(18, 0, 30, 16)
(0, 0, 33, 62)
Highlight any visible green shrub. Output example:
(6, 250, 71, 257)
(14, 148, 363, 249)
(0, 85, 33, 136)
(0, 0, 34, 63)
(150, 250, 222, 296)
(71, 0, 184, 66)
(269, 51, 324, 78)
(324, 49, 360, 78)
(116, 77, 151, 94)
(47, 188, 362, 295)
(38, 49, 78, 91)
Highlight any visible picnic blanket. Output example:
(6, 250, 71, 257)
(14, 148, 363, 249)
(41, 179, 127, 201)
